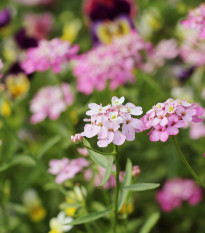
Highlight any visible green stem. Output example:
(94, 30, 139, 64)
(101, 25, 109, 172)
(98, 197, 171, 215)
(172, 136, 205, 188)
(113, 145, 120, 233)
(82, 144, 116, 156)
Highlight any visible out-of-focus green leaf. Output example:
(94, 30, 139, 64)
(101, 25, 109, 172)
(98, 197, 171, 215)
(118, 158, 132, 210)
(139, 212, 160, 233)
(123, 183, 160, 191)
(67, 209, 112, 225)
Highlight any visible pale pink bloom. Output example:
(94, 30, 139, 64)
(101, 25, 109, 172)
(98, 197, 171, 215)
(182, 4, 205, 39)
(21, 38, 78, 74)
(0, 59, 3, 79)
(23, 13, 54, 40)
(76, 96, 143, 147)
(132, 165, 141, 177)
(140, 99, 203, 142)
(77, 148, 88, 156)
(156, 178, 203, 212)
(73, 31, 151, 95)
(49, 158, 88, 184)
(84, 165, 124, 189)
(30, 83, 73, 124)
(189, 110, 205, 139)
(71, 134, 83, 144)
(142, 39, 179, 73)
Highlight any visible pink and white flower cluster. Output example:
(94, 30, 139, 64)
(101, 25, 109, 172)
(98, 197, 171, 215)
(30, 83, 73, 124)
(142, 39, 179, 73)
(140, 98, 203, 142)
(48, 157, 88, 184)
(84, 165, 124, 190)
(73, 31, 151, 95)
(21, 38, 79, 74)
(0, 59, 3, 79)
(182, 4, 205, 39)
(79, 96, 143, 147)
(156, 178, 203, 212)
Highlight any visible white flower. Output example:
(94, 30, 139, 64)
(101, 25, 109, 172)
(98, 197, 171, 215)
(111, 96, 125, 106)
(109, 111, 123, 124)
(49, 212, 73, 233)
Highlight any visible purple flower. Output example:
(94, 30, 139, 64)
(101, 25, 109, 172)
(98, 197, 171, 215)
(0, 8, 11, 28)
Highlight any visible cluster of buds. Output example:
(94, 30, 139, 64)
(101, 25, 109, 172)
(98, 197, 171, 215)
(140, 98, 203, 142)
(71, 134, 83, 144)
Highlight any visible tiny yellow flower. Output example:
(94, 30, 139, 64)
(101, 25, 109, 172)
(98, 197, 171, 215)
(61, 20, 81, 43)
(1, 101, 11, 117)
(29, 205, 46, 222)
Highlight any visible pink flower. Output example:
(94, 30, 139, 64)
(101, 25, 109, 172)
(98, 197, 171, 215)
(84, 165, 124, 189)
(30, 83, 73, 124)
(49, 158, 88, 184)
(140, 99, 203, 142)
(182, 4, 205, 39)
(189, 109, 205, 139)
(73, 31, 151, 95)
(0, 59, 3, 79)
(77, 148, 88, 156)
(142, 39, 179, 73)
(76, 96, 143, 147)
(132, 165, 141, 177)
(23, 13, 54, 40)
(156, 178, 203, 212)
(21, 38, 78, 74)
(71, 134, 83, 144)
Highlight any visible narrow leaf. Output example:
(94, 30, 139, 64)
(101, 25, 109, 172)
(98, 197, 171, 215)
(123, 183, 160, 192)
(83, 138, 110, 168)
(37, 135, 61, 159)
(100, 156, 114, 186)
(67, 209, 111, 225)
(139, 212, 160, 233)
(118, 158, 132, 210)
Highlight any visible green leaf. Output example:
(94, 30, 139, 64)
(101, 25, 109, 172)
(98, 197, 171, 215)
(37, 135, 61, 159)
(100, 156, 114, 186)
(118, 158, 132, 210)
(83, 138, 110, 168)
(67, 209, 111, 225)
(123, 183, 160, 192)
(139, 212, 160, 233)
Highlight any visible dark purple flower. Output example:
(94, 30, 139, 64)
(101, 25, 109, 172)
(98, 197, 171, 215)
(0, 8, 11, 28)
(15, 28, 38, 50)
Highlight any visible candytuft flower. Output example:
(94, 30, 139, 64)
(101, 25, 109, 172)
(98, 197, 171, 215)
(71, 134, 83, 144)
(140, 99, 203, 142)
(156, 178, 203, 212)
(21, 38, 78, 74)
(75, 96, 143, 147)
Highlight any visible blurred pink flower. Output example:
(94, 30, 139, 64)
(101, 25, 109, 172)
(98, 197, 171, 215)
(23, 13, 54, 40)
(132, 165, 141, 177)
(75, 96, 143, 147)
(49, 158, 88, 184)
(0, 59, 3, 79)
(77, 148, 89, 156)
(30, 83, 73, 124)
(156, 178, 203, 212)
(142, 39, 179, 73)
(73, 31, 151, 95)
(189, 109, 205, 139)
(71, 134, 83, 144)
(140, 99, 203, 142)
(21, 38, 78, 74)
(182, 4, 205, 39)
(84, 165, 124, 189)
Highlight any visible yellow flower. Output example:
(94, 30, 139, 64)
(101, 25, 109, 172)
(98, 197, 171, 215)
(119, 202, 134, 215)
(1, 101, 11, 117)
(61, 20, 81, 43)
(6, 73, 30, 98)
(65, 197, 77, 217)
(29, 205, 46, 222)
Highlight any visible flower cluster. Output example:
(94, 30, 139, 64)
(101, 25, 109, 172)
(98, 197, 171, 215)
(140, 98, 203, 142)
(48, 157, 88, 184)
(30, 83, 73, 124)
(79, 96, 143, 147)
(142, 39, 179, 73)
(182, 4, 205, 39)
(21, 38, 79, 74)
(84, 165, 125, 189)
(156, 178, 203, 212)
(73, 31, 151, 95)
